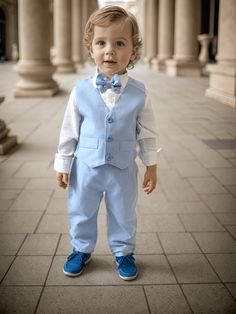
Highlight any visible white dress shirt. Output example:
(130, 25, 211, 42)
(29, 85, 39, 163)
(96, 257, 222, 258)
(54, 71, 158, 173)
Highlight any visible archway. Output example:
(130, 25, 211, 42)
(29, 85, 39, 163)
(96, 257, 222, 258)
(0, 7, 6, 60)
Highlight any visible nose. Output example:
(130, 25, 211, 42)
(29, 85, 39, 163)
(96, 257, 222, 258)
(105, 43, 115, 55)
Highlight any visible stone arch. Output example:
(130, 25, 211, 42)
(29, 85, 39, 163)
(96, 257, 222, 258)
(0, 0, 18, 61)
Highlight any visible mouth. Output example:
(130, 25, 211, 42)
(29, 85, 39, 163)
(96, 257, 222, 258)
(103, 60, 117, 65)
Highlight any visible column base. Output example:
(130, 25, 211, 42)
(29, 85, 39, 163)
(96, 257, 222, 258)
(14, 61, 59, 98)
(54, 60, 76, 73)
(0, 136, 17, 155)
(151, 58, 166, 72)
(14, 86, 59, 97)
(166, 59, 201, 77)
(206, 64, 236, 108)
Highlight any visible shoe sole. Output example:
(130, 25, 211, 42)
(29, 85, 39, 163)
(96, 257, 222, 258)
(63, 256, 92, 277)
(118, 271, 138, 281)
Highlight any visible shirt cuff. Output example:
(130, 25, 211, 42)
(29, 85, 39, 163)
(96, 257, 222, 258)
(54, 153, 73, 173)
(139, 149, 161, 166)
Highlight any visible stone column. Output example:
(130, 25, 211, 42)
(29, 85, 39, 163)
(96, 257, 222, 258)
(14, 0, 59, 97)
(0, 96, 17, 154)
(72, 0, 83, 70)
(206, 0, 236, 108)
(153, 0, 174, 71)
(54, 0, 76, 73)
(143, 0, 158, 65)
(166, 0, 201, 76)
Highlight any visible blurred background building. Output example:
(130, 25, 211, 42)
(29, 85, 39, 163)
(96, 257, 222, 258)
(0, 0, 235, 107)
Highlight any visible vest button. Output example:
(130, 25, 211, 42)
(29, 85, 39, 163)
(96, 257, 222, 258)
(106, 136, 113, 142)
(105, 153, 113, 162)
(106, 116, 114, 123)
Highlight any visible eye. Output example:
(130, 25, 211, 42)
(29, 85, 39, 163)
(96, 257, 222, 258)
(95, 40, 106, 46)
(116, 41, 125, 47)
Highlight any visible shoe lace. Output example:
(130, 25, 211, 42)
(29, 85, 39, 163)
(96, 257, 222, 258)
(67, 251, 84, 262)
(117, 254, 135, 268)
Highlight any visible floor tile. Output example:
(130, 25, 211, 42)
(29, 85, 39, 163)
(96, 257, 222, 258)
(56, 234, 71, 255)
(226, 283, 236, 299)
(0, 189, 21, 200)
(37, 286, 149, 314)
(46, 255, 176, 286)
(0, 256, 15, 281)
(137, 214, 185, 232)
(14, 161, 53, 178)
(0, 160, 22, 177)
(46, 198, 67, 214)
(144, 285, 191, 314)
(0, 199, 13, 210)
(158, 232, 201, 254)
(179, 213, 225, 232)
(2, 256, 53, 285)
(174, 160, 210, 177)
(0, 286, 42, 314)
(182, 283, 236, 313)
(207, 254, 236, 282)
(10, 189, 52, 211)
(24, 178, 57, 190)
(162, 201, 210, 214)
(0, 234, 26, 255)
(18, 234, 60, 255)
(201, 194, 236, 213)
(193, 232, 236, 253)
(0, 212, 42, 233)
(215, 213, 236, 225)
(226, 225, 236, 238)
(167, 254, 220, 283)
(0, 178, 27, 189)
(211, 168, 236, 185)
(188, 177, 227, 194)
(36, 214, 69, 233)
(136, 233, 163, 254)
(163, 186, 200, 202)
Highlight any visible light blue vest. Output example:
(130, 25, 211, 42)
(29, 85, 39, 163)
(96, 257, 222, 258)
(74, 76, 145, 169)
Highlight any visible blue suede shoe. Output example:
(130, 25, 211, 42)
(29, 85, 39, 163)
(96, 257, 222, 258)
(63, 251, 92, 277)
(116, 254, 138, 280)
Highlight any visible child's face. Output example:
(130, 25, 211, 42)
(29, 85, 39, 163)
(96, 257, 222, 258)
(90, 19, 137, 79)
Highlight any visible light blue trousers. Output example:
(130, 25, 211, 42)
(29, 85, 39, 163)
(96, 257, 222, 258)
(68, 158, 138, 257)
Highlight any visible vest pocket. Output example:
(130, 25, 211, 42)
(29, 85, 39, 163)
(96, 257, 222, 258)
(78, 137, 99, 149)
(119, 140, 136, 151)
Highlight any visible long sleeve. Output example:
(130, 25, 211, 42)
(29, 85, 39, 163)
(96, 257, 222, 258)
(137, 91, 159, 166)
(54, 88, 80, 173)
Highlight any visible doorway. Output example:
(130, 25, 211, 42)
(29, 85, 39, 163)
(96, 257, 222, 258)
(0, 7, 6, 60)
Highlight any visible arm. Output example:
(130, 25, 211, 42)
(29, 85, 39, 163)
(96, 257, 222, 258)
(137, 91, 159, 194)
(54, 88, 80, 189)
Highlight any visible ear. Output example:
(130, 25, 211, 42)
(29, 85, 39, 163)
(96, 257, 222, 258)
(130, 46, 138, 61)
(89, 45, 95, 60)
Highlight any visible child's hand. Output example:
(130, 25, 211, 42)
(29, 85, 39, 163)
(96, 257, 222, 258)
(56, 172, 69, 189)
(142, 165, 157, 194)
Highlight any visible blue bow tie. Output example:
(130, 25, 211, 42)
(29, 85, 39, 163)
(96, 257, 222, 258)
(96, 73, 122, 94)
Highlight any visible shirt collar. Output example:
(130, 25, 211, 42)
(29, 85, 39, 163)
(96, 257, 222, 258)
(92, 68, 128, 94)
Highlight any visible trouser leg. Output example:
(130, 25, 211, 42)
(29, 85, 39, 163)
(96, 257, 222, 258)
(105, 163, 138, 256)
(68, 158, 103, 253)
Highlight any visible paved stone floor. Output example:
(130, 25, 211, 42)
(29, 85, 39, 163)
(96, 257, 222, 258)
(0, 61, 236, 313)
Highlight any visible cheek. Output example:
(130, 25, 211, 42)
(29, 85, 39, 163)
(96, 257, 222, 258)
(119, 51, 132, 63)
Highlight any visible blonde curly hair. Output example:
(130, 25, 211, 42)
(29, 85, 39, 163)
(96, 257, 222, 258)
(84, 5, 143, 69)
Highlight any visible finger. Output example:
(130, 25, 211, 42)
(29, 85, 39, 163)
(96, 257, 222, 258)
(144, 182, 156, 194)
(142, 178, 148, 188)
